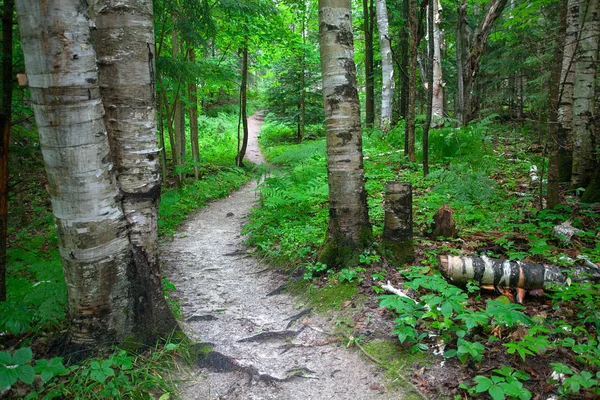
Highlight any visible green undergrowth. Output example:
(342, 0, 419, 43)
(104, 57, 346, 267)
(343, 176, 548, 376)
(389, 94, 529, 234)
(3, 106, 251, 398)
(244, 115, 600, 398)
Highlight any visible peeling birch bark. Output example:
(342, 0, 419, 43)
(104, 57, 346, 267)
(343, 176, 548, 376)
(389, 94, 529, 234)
(431, 0, 444, 126)
(16, 0, 135, 345)
(317, 0, 372, 267)
(92, 0, 177, 341)
(438, 255, 600, 303)
(382, 181, 414, 263)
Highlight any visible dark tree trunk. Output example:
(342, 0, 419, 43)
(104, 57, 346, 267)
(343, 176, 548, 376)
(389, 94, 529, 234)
(236, 45, 249, 167)
(456, 0, 509, 126)
(400, 0, 409, 153)
(187, 49, 200, 180)
(0, 0, 14, 302)
(363, 0, 375, 127)
(547, 0, 568, 209)
(405, 0, 417, 162)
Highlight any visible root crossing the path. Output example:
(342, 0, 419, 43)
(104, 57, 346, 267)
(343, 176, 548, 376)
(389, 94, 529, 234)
(161, 114, 407, 399)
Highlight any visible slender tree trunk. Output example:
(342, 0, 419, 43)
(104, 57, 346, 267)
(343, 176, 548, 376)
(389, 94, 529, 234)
(159, 78, 179, 188)
(187, 49, 200, 180)
(17, 0, 137, 346)
(406, 0, 417, 162)
(318, 0, 372, 268)
(423, 0, 434, 177)
(431, 0, 444, 126)
(456, 0, 509, 125)
(236, 45, 249, 167)
(571, 0, 599, 190)
(400, 0, 409, 153)
(376, 0, 394, 130)
(172, 27, 185, 183)
(92, 0, 176, 342)
(157, 94, 168, 186)
(547, 0, 568, 209)
(558, 0, 579, 182)
(363, 0, 375, 127)
(0, 0, 14, 302)
(299, 5, 307, 143)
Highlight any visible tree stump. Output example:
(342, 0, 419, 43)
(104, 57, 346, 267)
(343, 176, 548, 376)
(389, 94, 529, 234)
(382, 181, 414, 264)
(430, 204, 457, 239)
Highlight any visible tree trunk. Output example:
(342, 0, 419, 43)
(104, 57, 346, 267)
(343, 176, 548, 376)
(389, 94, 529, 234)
(423, 0, 434, 176)
(318, 0, 372, 268)
(16, 0, 137, 346)
(571, 0, 599, 190)
(0, 0, 14, 302)
(172, 27, 185, 184)
(363, 0, 375, 127)
(92, 0, 177, 342)
(400, 0, 409, 153)
(236, 45, 249, 167)
(299, 7, 307, 143)
(187, 49, 200, 180)
(547, 0, 568, 209)
(557, 0, 579, 182)
(382, 181, 414, 264)
(405, 0, 417, 162)
(376, 0, 394, 131)
(431, 0, 444, 126)
(456, 0, 509, 126)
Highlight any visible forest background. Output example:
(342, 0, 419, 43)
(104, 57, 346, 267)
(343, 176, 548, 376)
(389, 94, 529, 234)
(0, 0, 599, 399)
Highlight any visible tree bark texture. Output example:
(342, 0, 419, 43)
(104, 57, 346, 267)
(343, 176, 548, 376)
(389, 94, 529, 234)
(456, 0, 509, 126)
(363, 0, 375, 127)
(236, 45, 249, 167)
(92, 0, 177, 342)
(16, 0, 137, 346)
(382, 181, 414, 264)
(172, 26, 184, 183)
(376, 0, 394, 130)
(557, 0, 579, 182)
(318, 0, 372, 268)
(547, 0, 568, 209)
(571, 0, 599, 189)
(438, 255, 600, 303)
(406, 0, 417, 162)
(0, 0, 14, 302)
(423, 0, 434, 177)
(431, 0, 444, 126)
(400, 0, 409, 128)
(187, 49, 200, 180)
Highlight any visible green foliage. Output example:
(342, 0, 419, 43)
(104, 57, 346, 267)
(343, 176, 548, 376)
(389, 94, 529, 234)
(21, 343, 185, 400)
(0, 348, 36, 388)
(463, 367, 532, 400)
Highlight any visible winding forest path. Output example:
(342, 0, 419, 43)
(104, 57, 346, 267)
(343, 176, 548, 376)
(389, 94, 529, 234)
(162, 114, 405, 399)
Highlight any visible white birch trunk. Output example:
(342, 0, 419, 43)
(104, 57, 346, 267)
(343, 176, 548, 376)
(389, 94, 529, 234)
(375, 0, 394, 130)
(16, 0, 135, 345)
(558, 0, 579, 131)
(318, 0, 372, 267)
(571, 0, 599, 189)
(431, 0, 444, 126)
(92, 0, 176, 339)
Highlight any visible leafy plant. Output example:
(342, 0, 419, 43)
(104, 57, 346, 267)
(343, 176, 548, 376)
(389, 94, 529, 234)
(0, 347, 35, 389)
(462, 366, 532, 400)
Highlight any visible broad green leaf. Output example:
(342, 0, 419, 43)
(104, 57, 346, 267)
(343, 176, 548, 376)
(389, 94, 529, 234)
(0, 352, 11, 365)
(489, 385, 505, 400)
(16, 365, 35, 385)
(0, 366, 19, 388)
(472, 376, 492, 393)
(12, 348, 33, 366)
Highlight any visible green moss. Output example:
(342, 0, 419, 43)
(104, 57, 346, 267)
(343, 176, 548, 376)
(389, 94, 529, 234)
(308, 282, 359, 311)
(317, 226, 373, 269)
(381, 239, 415, 266)
(362, 339, 433, 396)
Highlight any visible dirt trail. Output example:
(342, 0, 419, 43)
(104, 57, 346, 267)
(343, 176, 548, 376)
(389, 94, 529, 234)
(162, 114, 407, 399)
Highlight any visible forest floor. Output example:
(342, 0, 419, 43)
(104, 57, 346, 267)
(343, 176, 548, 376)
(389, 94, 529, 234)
(161, 114, 413, 399)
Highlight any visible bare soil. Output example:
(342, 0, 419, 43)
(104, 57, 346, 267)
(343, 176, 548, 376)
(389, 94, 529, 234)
(161, 114, 409, 399)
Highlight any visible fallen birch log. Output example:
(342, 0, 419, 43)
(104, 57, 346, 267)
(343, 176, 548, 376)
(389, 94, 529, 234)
(438, 255, 600, 303)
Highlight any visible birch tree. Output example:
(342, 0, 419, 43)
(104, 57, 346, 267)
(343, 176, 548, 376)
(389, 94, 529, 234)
(16, 0, 176, 347)
(318, 0, 372, 267)
(571, 0, 599, 191)
(376, 0, 394, 131)
(431, 0, 444, 126)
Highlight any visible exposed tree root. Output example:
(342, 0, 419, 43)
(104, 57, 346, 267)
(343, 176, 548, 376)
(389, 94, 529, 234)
(238, 327, 305, 343)
(285, 308, 313, 328)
